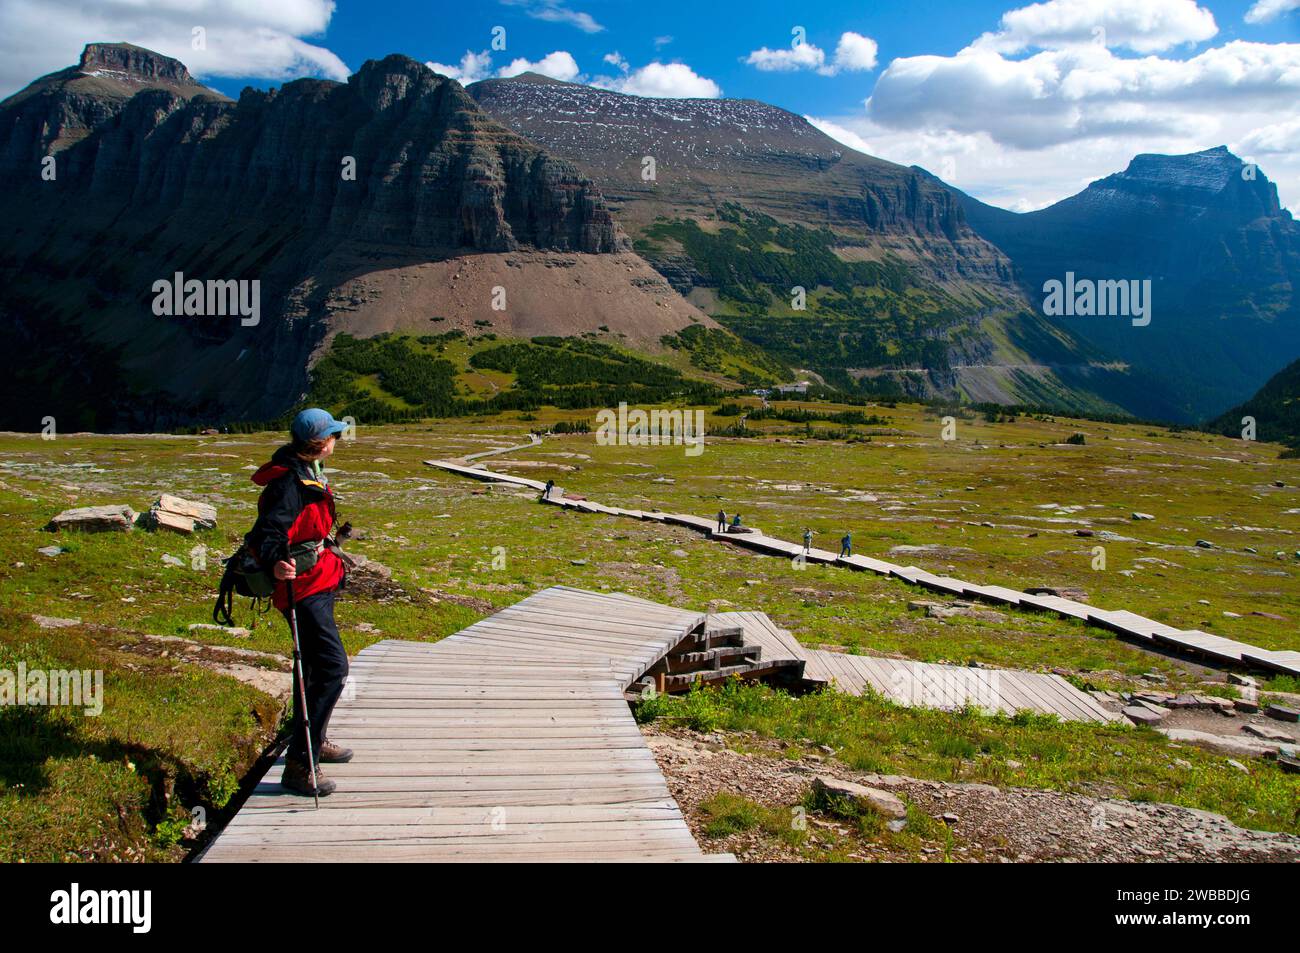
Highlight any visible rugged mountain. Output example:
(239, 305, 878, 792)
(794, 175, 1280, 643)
(0, 46, 711, 430)
(0, 42, 224, 162)
(1209, 356, 1300, 450)
(470, 73, 1011, 286)
(956, 147, 1300, 422)
(469, 73, 1139, 411)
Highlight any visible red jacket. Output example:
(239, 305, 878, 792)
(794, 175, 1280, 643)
(248, 446, 345, 610)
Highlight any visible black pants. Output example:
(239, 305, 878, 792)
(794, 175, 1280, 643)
(281, 589, 348, 763)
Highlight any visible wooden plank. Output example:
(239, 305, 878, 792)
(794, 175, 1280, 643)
(825, 653, 868, 694)
(839, 554, 898, 575)
(230, 802, 684, 825)
(203, 843, 721, 863)
(1005, 671, 1079, 720)
(231, 786, 686, 811)
(1031, 595, 1095, 621)
(961, 584, 1025, 607)
(1085, 609, 1180, 642)
(1152, 630, 1253, 664)
(916, 575, 969, 597)
(1240, 650, 1300, 677)
(201, 586, 727, 864)
(889, 565, 927, 583)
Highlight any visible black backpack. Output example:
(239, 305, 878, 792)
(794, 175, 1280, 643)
(211, 539, 328, 625)
(212, 543, 276, 626)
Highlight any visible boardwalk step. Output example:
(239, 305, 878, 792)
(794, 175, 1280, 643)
(698, 625, 747, 649)
(671, 645, 763, 671)
(663, 658, 804, 690)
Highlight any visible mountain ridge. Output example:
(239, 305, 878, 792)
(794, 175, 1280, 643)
(0, 46, 710, 430)
(1210, 355, 1300, 451)
(953, 146, 1300, 421)
(469, 73, 1160, 413)
(468, 73, 1007, 280)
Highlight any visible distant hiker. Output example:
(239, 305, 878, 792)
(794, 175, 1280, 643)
(803, 528, 813, 553)
(839, 532, 852, 558)
(717, 509, 727, 533)
(246, 408, 353, 798)
(731, 513, 742, 531)
(542, 479, 555, 501)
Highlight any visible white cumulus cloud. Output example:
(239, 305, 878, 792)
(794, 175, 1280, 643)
(426, 50, 494, 84)
(833, 33, 879, 71)
(867, 41, 1300, 150)
(593, 61, 722, 98)
(745, 41, 827, 73)
(972, 0, 1218, 54)
(745, 31, 879, 76)
(1245, 0, 1300, 24)
(1235, 117, 1300, 154)
(497, 50, 581, 82)
(0, 0, 349, 97)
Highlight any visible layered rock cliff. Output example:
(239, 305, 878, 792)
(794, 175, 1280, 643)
(4, 50, 624, 255)
(468, 73, 1134, 412)
(469, 73, 1011, 286)
(0, 43, 221, 163)
(0, 46, 637, 429)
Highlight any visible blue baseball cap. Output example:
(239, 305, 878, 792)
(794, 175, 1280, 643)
(291, 408, 347, 442)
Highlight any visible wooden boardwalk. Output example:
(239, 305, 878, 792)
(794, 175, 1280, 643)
(460, 433, 542, 463)
(200, 577, 1119, 863)
(712, 612, 1116, 723)
(425, 458, 1299, 680)
(200, 587, 733, 863)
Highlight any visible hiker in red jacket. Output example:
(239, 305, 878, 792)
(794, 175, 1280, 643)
(247, 409, 352, 797)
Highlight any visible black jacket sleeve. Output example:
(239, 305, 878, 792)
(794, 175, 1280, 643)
(247, 474, 304, 568)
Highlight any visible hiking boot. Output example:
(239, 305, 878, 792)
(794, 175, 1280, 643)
(281, 757, 336, 797)
(318, 739, 353, 763)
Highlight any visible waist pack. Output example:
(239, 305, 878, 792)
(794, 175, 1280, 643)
(212, 540, 325, 625)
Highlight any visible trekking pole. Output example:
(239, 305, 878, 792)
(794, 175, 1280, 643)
(286, 577, 320, 809)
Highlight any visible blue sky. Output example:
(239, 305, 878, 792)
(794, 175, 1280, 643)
(268, 0, 1005, 111)
(220, 1, 1297, 110)
(3, 0, 1299, 211)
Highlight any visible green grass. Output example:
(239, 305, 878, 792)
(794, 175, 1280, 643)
(699, 791, 804, 844)
(0, 610, 277, 861)
(697, 773, 963, 861)
(637, 681, 1300, 835)
(1264, 674, 1300, 694)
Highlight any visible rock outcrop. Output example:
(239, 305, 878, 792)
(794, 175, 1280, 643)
(46, 504, 137, 532)
(145, 494, 217, 534)
(0, 43, 220, 163)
